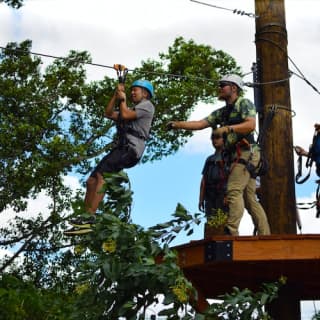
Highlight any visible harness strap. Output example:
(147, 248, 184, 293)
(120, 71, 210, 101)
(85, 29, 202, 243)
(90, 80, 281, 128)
(228, 140, 248, 175)
(295, 154, 312, 184)
(237, 158, 248, 166)
(126, 127, 147, 141)
(230, 140, 264, 179)
(295, 129, 320, 184)
(113, 63, 130, 146)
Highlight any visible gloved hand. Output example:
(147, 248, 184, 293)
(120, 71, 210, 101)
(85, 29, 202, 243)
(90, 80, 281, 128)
(294, 146, 308, 156)
(166, 121, 176, 130)
(213, 126, 230, 136)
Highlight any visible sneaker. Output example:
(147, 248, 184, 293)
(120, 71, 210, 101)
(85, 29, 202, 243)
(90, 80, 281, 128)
(70, 215, 96, 229)
(64, 227, 93, 236)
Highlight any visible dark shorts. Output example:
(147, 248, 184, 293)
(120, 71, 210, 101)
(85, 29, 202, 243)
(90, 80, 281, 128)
(90, 145, 140, 177)
(204, 192, 228, 216)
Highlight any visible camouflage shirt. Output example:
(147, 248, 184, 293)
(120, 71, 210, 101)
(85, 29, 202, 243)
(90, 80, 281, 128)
(204, 97, 256, 148)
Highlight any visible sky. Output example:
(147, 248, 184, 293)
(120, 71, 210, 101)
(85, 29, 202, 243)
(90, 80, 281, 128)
(1, 0, 320, 318)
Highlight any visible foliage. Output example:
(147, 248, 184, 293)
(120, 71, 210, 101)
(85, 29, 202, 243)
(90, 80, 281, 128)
(140, 36, 241, 163)
(0, 40, 115, 213)
(207, 208, 228, 228)
(149, 202, 202, 244)
(0, 171, 285, 319)
(203, 277, 287, 320)
(0, 274, 75, 320)
(312, 311, 320, 320)
(0, 0, 24, 8)
(0, 38, 240, 213)
(64, 172, 198, 319)
(0, 37, 248, 319)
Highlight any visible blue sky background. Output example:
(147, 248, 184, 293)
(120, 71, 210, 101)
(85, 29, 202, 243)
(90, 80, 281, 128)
(1, 0, 320, 317)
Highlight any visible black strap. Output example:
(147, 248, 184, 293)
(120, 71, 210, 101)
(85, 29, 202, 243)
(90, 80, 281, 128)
(295, 155, 312, 184)
(295, 129, 318, 184)
(236, 158, 248, 166)
(316, 181, 320, 218)
(114, 64, 128, 84)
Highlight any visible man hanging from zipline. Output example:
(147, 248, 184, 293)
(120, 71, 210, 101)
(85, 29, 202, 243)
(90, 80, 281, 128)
(65, 65, 155, 235)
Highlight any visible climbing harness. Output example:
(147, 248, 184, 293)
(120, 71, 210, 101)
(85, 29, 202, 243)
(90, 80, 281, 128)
(221, 98, 274, 178)
(113, 64, 148, 146)
(296, 180, 320, 219)
(295, 129, 320, 218)
(295, 150, 312, 184)
(295, 129, 320, 184)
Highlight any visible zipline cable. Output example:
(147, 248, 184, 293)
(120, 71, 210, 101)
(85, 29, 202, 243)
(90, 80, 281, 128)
(0, 45, 221, 84)
(255, 37, 320, 95)
(0, 45, 318, 94)
(190, 0, 258, 19)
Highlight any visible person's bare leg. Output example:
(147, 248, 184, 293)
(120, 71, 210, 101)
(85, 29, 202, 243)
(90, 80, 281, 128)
(84, 172, 106, 214)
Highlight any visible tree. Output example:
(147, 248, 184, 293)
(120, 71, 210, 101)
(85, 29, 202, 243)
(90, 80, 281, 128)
(204, 277, 286, 320)
(0, 0, 24, 8)
(0, 38, 240, 213)
(0, 274, 76, 320)
(0, 38, 243, 318)
(0, 171, 283, 319)
(312, 311, 320, 320)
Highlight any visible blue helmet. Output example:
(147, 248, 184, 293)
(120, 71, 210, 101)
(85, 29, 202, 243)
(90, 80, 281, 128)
(131, 79, 154, 98)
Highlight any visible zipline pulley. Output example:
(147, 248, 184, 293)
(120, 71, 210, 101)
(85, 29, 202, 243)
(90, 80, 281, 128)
(113, 64, 128, 84)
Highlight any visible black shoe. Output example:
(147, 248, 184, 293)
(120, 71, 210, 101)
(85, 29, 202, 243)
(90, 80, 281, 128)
(63, 227, 94, 236)
(70, 215, 96, 229)
(224, 226, 232, 235)
(63, 215, 96, 236)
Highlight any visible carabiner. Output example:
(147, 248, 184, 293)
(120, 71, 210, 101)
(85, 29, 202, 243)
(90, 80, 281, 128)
(113, 64, 128, 84)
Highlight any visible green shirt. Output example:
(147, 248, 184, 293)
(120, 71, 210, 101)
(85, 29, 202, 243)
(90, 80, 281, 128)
(204, 97, 256, 149)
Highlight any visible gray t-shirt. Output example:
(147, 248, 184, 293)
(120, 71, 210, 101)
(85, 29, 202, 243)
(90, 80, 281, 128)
(126, 99, 155, 158)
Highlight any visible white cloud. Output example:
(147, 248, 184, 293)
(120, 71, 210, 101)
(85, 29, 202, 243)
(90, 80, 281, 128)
(0, 175, 81, 228)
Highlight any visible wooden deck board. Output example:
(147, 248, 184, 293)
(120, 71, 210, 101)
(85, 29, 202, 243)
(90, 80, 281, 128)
(172, 234, 320, 299)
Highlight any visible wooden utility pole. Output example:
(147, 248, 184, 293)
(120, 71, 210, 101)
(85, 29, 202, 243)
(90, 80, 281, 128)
(255, 0, 296, 235)
(255, 1, 299, 319)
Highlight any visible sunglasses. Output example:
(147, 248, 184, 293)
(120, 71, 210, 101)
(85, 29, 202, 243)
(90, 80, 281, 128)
(219, 82, 231, 88)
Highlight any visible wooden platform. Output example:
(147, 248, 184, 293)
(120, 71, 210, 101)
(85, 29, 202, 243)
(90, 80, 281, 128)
(172, 234, 320, 300)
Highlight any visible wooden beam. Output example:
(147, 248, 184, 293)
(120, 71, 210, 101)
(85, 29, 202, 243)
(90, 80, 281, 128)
(174, 235, 320, 300)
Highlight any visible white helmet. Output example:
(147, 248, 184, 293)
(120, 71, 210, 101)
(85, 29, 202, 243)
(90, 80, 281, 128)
(219, 74, 244, 90)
